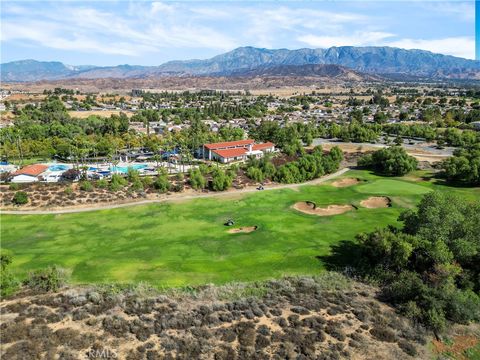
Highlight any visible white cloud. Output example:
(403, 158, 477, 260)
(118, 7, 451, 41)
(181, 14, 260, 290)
(388, 37, 475, 59)
(298, 32, 395, 48)
(151, 2, 176, 14)
(1, 1, 474, 62)
(238, 6, 371, 49)
(420, 2, 475, 22)
(1, 3, 237, 56)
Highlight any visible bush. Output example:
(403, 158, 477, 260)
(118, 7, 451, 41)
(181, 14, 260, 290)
(96, 178, 108, 189)
(358, 146, 417, 176)
(61, 168, 80, 181)
(12, 191, 28, 205)
(211, 168, 232, 191)
(369, 326, 396, 342)
(9, 183, 19, 191)
(126, 168, 140, 182)
(199, 164, 209, 175)
(25, 265, 69, 292)
(141, 176, 153, 188)
(109, 174, 127, 192)
(398, 340, 417, 356)
(131, 179, 144, 192)
(64, 186, 73, 195)
(246, 167, 264, 182)
(153, 175, 171, 193)
(1, 271, 19, 297)
(173, 183, 184, 192)
(79, 181, 93, 192)
(189, 168, 206, 190)
(0, 250, 19, 297)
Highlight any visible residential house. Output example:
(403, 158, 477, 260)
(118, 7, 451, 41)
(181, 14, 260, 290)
(11, 164, 49, 183)
(202, 139, 275, 163)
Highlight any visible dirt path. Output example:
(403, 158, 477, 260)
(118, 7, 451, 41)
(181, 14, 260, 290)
(1, 168, 350, 215)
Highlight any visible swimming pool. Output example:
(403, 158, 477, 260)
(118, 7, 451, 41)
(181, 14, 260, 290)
(48, 164, 71, 172)
(110, 164, 148, 173)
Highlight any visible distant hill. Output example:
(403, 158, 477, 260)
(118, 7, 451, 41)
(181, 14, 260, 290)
(230, 63, 379, 81)
(2, 46, 479, 82)
(0, 59, 97, 82)
(157, 46, 480, 78)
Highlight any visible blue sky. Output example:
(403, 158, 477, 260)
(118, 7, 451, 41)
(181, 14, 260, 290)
(0, 1, 475, 65)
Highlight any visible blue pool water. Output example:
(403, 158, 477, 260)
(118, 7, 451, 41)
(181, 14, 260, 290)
(48, 164, 70, 171)
(110, 164, 148, 173)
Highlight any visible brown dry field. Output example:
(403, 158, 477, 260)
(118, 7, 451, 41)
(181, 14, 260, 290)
(3, 93, 47, 102)
(1, 77, 378, 95)
(68, 110, 135, 118)
(0, 274, 439, 359)
(319, 143, 449, 163)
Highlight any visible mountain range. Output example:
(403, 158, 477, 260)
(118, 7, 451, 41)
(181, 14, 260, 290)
(1, 46, 479, 82)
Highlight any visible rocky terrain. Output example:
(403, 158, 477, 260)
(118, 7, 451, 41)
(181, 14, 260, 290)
(229, 64, 380, 81)
(0, 273, 434, 359)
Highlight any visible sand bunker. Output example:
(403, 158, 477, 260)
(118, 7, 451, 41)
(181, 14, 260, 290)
(228, 226, 258, 234)
(293, 201, 354, 216)
(360, 196, 392, 208)
(331, 178, 360, 187)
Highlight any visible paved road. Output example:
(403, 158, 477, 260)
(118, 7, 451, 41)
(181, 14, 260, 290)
(1, 168, 350, 215)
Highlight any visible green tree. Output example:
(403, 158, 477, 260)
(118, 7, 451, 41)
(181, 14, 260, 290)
(441, 145, 480, 185)
(358, 146, 417, 176)
(352, 192, 480, 334)
(211, 168, 232, 191)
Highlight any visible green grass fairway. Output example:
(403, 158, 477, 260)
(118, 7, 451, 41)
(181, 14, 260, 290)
(2, 170, 478, 287)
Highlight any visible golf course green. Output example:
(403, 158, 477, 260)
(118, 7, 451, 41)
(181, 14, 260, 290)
(2, 170, 478, 287)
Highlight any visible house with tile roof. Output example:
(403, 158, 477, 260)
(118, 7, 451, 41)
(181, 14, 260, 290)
(202, 140, 275, 163)
(11, 164, 49, 183)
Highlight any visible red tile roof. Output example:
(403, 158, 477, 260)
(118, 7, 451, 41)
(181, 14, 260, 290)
(212, 148, 247, 159)
(14, 164, 49, 176)
(204, 139, 254, 150)
(252, 142, 275, 151)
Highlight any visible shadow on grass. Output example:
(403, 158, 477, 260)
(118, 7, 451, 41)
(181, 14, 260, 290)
(431, 176, 480, 189)
(316, 240, 363, 271)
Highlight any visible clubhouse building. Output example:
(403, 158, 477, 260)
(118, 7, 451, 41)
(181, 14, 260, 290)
(202, 139, 275, 163)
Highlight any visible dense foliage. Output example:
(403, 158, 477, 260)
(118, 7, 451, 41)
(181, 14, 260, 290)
(0, 250, 19, 297)
(358, 146, 418, 176)
(210, 168, 233, 191)
(441, 144, 480, 185)
(188, 168, 206, 190)
(354, 192, 480, 334)
(245, 146, 343, 184)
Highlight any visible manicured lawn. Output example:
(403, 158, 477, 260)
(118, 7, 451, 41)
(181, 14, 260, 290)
(1, 170, 478, 287)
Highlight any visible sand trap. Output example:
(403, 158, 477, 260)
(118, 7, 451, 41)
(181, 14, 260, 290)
(228, 226, 258, 234)
(293, 201, 354, 216)
(360, 196, 392, 208)
(331, 178, 360, 187)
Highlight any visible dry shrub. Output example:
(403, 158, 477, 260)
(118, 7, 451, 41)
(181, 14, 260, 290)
(369, 326, 397, 342)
